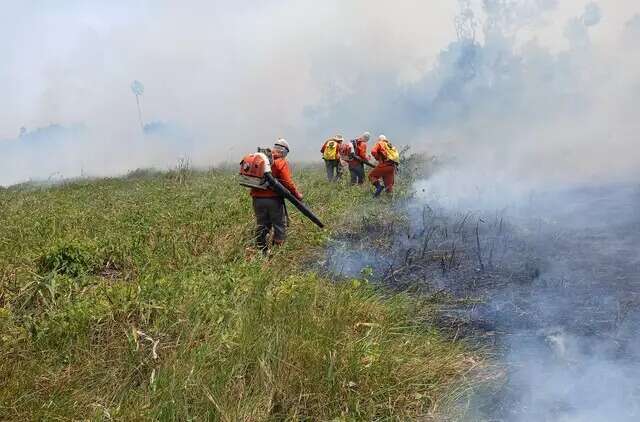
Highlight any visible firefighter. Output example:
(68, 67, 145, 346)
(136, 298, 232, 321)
(369, 135, 400, 197)
(321, 135, 344, 182)
(346, 132, 371, 185)
(338, 138, 354, 178)
(250, 138, 302, 253)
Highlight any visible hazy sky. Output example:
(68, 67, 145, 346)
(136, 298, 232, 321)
(0, 1, 455, 138)
(0, 1, 639, 184)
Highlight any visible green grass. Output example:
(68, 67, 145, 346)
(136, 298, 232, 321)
(0, 164, 481, 420)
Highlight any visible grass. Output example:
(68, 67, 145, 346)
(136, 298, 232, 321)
(0, 163, 482, 420)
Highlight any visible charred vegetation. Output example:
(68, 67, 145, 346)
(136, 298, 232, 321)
(327, 183, 640, 420)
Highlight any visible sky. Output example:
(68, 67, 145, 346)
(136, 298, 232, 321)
(0, 0, 639, 185)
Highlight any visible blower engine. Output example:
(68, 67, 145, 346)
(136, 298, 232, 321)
(239, 148, 324, 228)
(239, 148, 273, 190)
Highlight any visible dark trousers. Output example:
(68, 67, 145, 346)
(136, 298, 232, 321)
(324, 160, 342, 181)
(349, 163, 365, 185)
(252, 197, 286, 251)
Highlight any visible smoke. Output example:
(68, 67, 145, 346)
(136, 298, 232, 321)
(0, 0, 458, 185)
(405, 3, 640, 420)
(3, 1, 639, 186)
(474, 185, 640, 422)
(5, 1, 640, 419)
(405, 4, 640, 420)
(312, 2, 640, 420)
(415, 1, 639, 196)
(310, 0, 640, 195)
(330, 183, 640, 420)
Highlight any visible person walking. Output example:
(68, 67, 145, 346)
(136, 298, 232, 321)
(346, 132, 371, 185)
(321, 135, 344, 182)
(250, 138, 303, 253)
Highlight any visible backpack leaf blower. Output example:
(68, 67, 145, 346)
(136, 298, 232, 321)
(348, 140, 375, 168)
(239, 149, 324, 229)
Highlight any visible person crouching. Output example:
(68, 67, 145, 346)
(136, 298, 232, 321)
(369, 135, 399, 197)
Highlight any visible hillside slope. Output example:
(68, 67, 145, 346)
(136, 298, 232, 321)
(0, 166, 480, 420)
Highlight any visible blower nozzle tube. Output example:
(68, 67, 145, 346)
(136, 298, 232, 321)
(264, 172, 325, 228)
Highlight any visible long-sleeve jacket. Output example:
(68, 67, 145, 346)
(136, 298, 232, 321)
(320, 140, 330, 154)
(251, 157, 302, 200)
(371, 141, 388, 162)
(339, 142, 353, 160)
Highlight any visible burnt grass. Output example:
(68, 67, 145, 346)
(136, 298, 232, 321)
(326, 184, 640, 421)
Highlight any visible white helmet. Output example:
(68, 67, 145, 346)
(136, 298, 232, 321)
(362, 132, 371, 141)
(274, 138, 290, 152)
(378, 134, 387, 141)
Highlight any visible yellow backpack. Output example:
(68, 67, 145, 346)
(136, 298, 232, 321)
(381, 141, 400, 163)
(323, 140, 338, 160)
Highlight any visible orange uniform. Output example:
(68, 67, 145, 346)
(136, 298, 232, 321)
(369, 141, 396, 193)
(251, 154, 302, 200)
(338, 142, 353, 162)
(371, 140, 388, 162)
(347, 140, 370, 168)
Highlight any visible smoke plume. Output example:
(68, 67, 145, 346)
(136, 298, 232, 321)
(3, 1, 639, 187)
(316, 2, 640, 420)
(5, 1, 640, 419)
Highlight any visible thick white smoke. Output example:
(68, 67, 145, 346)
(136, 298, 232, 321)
(0, 0, 458, 185)
(2, 1, 639, 186)
(5, 2, 640, 420)
(408, 0, 640, 199)
(405, 3, 640, 421)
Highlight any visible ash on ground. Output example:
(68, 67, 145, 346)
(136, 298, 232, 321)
(325, 184, 640, 422)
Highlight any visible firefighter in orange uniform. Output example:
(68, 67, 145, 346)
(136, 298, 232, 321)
(250, 138, 302, 253)
(320, 135, 344, 182)
(369, 135, 398, 197)
(346, 132, 371, 185)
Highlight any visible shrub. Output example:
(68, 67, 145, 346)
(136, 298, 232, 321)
(37, 243, 97, 277)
